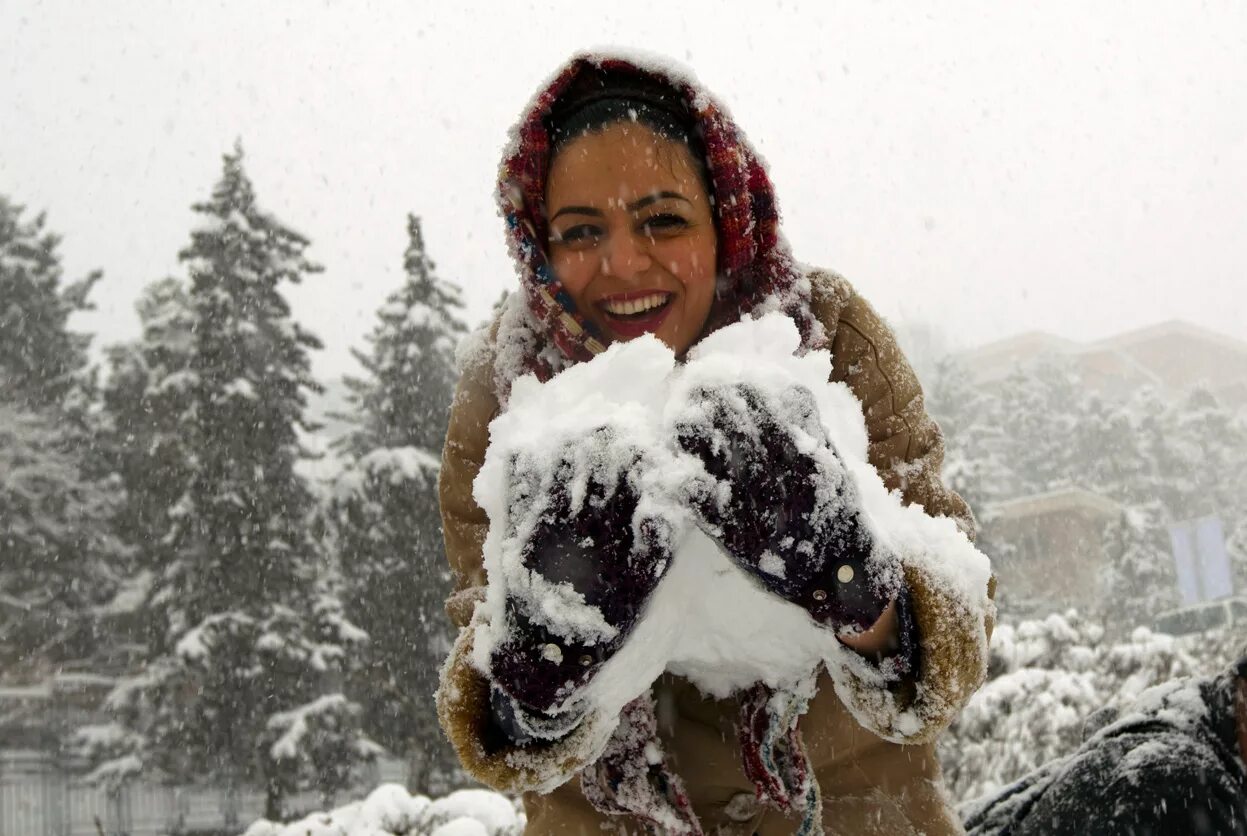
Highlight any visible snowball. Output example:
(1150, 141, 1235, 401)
(466, 313, 994, 769)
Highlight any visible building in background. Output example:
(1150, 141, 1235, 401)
(981, 487, 1123, 618)
(956, 319, 1246, 621)
(958, 320, 1247, 406)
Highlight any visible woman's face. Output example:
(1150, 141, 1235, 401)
(544, 121, 718, 356)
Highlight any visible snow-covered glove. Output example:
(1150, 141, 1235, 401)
(487, 429, 676, 738)
(672, 383, 900, 634)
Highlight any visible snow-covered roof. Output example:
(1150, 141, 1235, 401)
(1086, 319, 1247, 357)
(988, 486, 1122, 521)
(957, 331, 1078, 364)
(965, 320, 1247, 361)
(958, 319, 1247, 396)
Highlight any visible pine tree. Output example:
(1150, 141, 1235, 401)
(101, 278, 196, 581)
(327, 214, 467, 791)
(0, 196, 99, 412)
(993, 357, 1084, 495)
(1070, 394, 1138, 498)
(0, 404, 127, 671)
(1100, 502, 1177, 628)
(338, 214, 466, 456)
(90, 146, 372, 821)
(0, 196, 126, 674)
(926, 356, 1015, 516)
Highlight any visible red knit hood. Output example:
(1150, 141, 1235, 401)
(494, 51, 821, 394)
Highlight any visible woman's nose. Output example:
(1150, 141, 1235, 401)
(601, 231, 652, 280)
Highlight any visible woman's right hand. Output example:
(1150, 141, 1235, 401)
(487, 429, 676, 736)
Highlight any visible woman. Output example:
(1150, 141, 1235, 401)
(437, 52, 995, 835)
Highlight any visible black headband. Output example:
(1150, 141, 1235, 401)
(549, 97, 693, 150)
(546, 72, 695, 146)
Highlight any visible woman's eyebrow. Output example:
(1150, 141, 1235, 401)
(550, 191, 691, 223)
(628, 191, 691, 212)
(550, 205, 602, 221)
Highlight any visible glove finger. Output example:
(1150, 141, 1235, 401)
(775, 383, 828, 447)
(805, 545, 896, 631)
(491, 606, 615, 712)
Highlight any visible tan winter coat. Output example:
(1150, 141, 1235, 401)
(437, 270, 996, 835)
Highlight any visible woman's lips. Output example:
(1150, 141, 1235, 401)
(597, 294, 673, 339)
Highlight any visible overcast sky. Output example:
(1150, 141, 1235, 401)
(3, 1, 1245, 381)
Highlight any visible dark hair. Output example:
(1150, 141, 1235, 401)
(545, 71, 712, 195)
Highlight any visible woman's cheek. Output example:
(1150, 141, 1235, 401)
(553, 251, 593, 299)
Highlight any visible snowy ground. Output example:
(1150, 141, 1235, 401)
(241, 784, 524, 836)
(242, 615, 1242, 835)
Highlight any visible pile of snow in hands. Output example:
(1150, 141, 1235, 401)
(469, 313, 993, 779)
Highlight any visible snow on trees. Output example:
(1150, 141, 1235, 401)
(927, 354, 1247, 625)
(82, 145, 372, 820)
(0, 403, 128, 670)
(326, 214, 467, 790)
(0, 195, 128, 673)
(0, 195, 100, 412)
(101, 277, 197, 580)
(938, 610, 1242, 806)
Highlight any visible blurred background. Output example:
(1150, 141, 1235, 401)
(2, 2, 1245, 834)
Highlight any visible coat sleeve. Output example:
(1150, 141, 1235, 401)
(434, 328, 618, 794)
(811, 270, 997, 744)
(439, 328, 498, 627)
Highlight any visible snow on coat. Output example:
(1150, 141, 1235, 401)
(472, 312, 992, 753)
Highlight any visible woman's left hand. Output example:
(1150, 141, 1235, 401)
(837, 598, 901, 659)
(672, 382, 902, 634)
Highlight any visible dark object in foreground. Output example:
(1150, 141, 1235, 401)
(963, 658, 1247, 836)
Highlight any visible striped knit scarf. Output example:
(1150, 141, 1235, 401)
(493, 52, 830, 834)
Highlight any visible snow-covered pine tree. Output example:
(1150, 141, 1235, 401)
(0, 195, 126, 674)
(1160, 386, 1247, 598)
(101, 279, 196, 585)
(91, 146, 371, 821)
(926, 356, 1015, 518)
(1069, 393, 1138, 499)
(0, 195, 100, 413)
(338, 214, 466, 457)
(0, 404, 127, 672)
(993, 356, 1085, 496)
(1099, 500, 1177, 628)
(328, 214, 467, 790)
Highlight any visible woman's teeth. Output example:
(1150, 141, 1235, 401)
(602, 293, 671, 316)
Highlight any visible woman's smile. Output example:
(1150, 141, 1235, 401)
(594, 289, 674, 338)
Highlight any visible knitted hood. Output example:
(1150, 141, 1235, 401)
(492, 51, 823, 399)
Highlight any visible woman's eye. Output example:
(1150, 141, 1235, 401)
(553, 224, 601, 245)
(641, 213, 689, 234)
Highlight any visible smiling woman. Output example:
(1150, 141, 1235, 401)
(436, 52, 996, 836)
